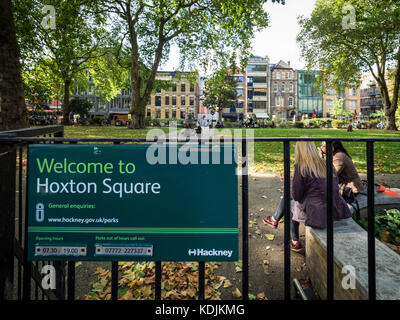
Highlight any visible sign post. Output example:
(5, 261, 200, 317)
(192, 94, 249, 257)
(27, 144, 238, 261)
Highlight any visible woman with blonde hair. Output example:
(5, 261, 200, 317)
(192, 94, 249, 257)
(263, 141, 351, 252)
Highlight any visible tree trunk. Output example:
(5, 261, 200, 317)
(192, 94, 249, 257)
(385, 106, 397, 130)
(61, 79, 71, 125)
(0, 0, 28, 130)
(129, 99, 146, 129)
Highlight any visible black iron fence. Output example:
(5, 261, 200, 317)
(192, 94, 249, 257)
(1, 126, 400, 301)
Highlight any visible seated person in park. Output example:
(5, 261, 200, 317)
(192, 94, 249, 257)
(318, 140, 364, 195)
(263, 141, 352, 252)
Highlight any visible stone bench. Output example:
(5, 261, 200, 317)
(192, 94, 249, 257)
(305, 190, 400, 300)
(353, 188, 400, 218)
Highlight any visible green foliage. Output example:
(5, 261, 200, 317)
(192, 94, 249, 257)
(203, 62, 237, 113)
(293, 121, 305, 128)
(13, 0, 120, 116)
(369, 109, 385, 121)
(68, 98, 93, 117)
(297, 0, 400, 129)
(332, 119, 349, 129)
(103, 0, 276, 127)
(21, 60, 62, 107)
(365, 119, 380, 129)
(356, 209, 400, 246)
(144, 117, 151, 127)
(328, 98, 353, 120)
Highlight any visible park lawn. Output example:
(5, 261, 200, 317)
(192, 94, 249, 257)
(242, 128, 400, 174)
(64, 126, 400, 174)
(64, 125, 170, 138)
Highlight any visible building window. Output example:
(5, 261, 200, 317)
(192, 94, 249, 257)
(190, 84, 194, 92)
(247, 64, 267, 72)
(281, 84, 285, 92)
(253, 76, 267, 83)
(147, 108, 151, 117)
(156, 109, 161, 119)
(286, 72, 292, 79)
(181, 83, 186, 92)
(351, 87, 357, 96)
(235, 76, 244, 83)
(172, 84, 177, 92)
(289, 84, 293, 92)
(180, 110, 185, 119)
(155, 88, 161, 94)
(237, 88, 244, 98)
(189, 96, 194, 106)
(275, 96, 281, 106)
(172, 109, 176, 118)
(349, 100, 357, 110)
(165, 109, 169, 119)
(254, 88, 267, 96)
(181, 96, 185, 106)
(165, 96, 170, 105)
(274, 84, 278, 92)
(247, 65, 256, 72)
(155, 96, 161, 107)
(326, 99, 334, 110)
(289, 97, 293, 106)
(254, 101, 267, 109)
(276, 72, 281, 79)
(172, 96, 177, 106)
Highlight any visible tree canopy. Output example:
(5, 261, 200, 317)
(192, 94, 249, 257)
(103, 0, 281, 128)
(203, 62, 237, 120)
(297, 0, 400, 130)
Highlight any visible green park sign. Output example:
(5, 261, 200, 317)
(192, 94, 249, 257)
(27, 144, 238, 261)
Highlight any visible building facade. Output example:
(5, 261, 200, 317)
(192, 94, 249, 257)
(270, 60, 297, 120)
(224, 55, 271, 120)
(360, 74, 383, 116)
(72, 71, 201, 120)
(297, 70, 323, 118)
(323, 86, 360, 117)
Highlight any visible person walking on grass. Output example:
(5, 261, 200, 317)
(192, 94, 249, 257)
(263, 141, 352, 253)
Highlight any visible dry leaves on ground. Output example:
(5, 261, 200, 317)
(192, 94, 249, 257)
(82, 261, 232, 300)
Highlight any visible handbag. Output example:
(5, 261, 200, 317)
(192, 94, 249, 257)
(341, 185, 360, 219)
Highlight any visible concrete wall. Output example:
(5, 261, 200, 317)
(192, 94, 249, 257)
(306, 218, 400, 300)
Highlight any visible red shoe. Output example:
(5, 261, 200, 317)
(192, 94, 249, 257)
(263, 216, 278, 229)
(290, 240, 303, 253)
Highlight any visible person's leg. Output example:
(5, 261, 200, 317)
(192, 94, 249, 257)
(291, 219, 300, 242)
(272, 197, 285, 221)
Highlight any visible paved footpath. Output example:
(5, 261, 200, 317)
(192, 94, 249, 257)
(71, 172, 400, 300)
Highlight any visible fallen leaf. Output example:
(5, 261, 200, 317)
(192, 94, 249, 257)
(75, 261, 82, 268)
(232, 288, 242, 298)
(263, 260, 269, 265)
(248, 293, 257, 300)
(261, 195, 267, 199)
(257, 292, 267, 300)
(259, 208, 265, 212)
(223, 280, 233, 288)
(266, 246, 271, 250)
(380, 229, 390, 243)
(265, 234, 275, 241)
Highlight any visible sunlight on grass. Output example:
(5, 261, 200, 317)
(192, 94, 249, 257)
(64, 126, 400, 174)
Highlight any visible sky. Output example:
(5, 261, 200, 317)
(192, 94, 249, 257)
(160, 0, 317, 73)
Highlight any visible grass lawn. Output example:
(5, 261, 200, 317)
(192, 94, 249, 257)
(64, 126, 400, 174)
